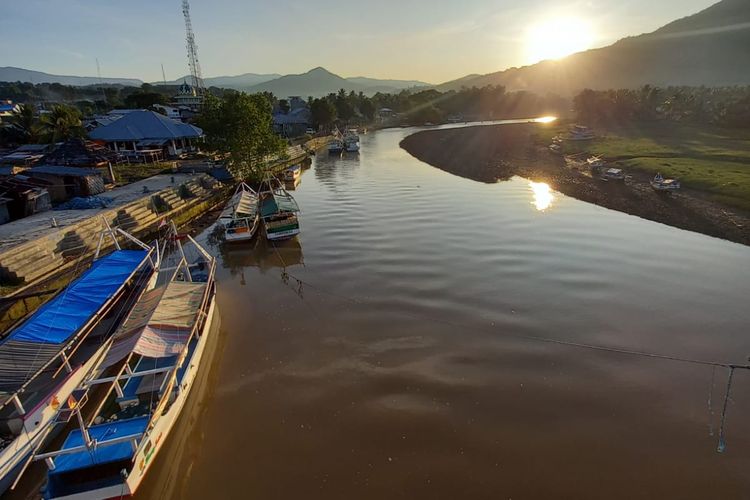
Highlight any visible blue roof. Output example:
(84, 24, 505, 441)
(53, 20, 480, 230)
(89, 110, 202, 142)
(0, 104, 15, 113)
(7, 250, 148, 344)
(51, 416, 150, 474)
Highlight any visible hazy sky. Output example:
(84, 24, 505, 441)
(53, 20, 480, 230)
(1, 0, 718, 84)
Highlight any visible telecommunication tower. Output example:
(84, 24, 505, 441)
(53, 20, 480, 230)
(182, 0, 205, 93)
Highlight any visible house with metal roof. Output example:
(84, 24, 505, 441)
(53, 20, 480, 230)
(25, 165, 105, 202)
(89, 110, 203, 158)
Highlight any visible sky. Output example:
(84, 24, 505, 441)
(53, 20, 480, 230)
(0, 0, 719, 84)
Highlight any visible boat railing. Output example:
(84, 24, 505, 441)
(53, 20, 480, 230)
(133, 243, 216, 459)
(0, 246, 156, 415)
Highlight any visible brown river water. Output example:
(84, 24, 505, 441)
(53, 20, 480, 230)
(9, 121, 750, 499)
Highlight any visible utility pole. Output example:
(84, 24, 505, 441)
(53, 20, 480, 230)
(96, 58, 107, 104)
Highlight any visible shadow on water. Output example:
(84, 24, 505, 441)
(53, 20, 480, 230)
(220, 236, 304, 278)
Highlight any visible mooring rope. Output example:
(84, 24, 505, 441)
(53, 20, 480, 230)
(269, 263, 748, 453)
(717, 366, 735, 453)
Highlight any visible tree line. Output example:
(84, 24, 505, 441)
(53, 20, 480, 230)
(307, 86, 569, 129)
(573, 85, 750, 128)
(1, 103, 85, 145)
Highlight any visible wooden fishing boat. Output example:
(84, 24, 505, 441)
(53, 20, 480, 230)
(587, 156, 606, 169)
(283, 165, 301, 183)
(651, 173, 681, 192)
(36, 235, 217, 500)
(328, 139, 345, 155)
(259, 176, 301, 241)
(566, 125, 595, 141)
(343, 129, 360, 152)
(600, 167, 625, 182)
(0, 226, 157, 495)
(219, 182, 259, 243)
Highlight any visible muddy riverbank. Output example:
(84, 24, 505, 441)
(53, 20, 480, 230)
(400, 123, 750, 246)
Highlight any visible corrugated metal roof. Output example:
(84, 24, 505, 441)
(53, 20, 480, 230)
(89, 110, 203, 142)
(28, 165, 101, 177)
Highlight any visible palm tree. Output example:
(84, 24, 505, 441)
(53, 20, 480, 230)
(10, 104, 40, 143)
(39, 104, 84, 143)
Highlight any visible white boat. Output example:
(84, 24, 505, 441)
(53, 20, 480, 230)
(600, 167, 625, 181)
(36, 234, 217, 500)
(259, 175, 301, 241)
(650, 172, 681, 191)
(219, 182, 259, 243)
(0, 226, 157, 495)
(566, 125, 596, 141)
(343, 129, 360, 152)
(283, 165, 302, 183)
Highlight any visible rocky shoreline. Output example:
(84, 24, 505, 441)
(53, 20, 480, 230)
(400, 123, 750, 246)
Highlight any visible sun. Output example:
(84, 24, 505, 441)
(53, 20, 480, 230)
(526, 17, 594, 64)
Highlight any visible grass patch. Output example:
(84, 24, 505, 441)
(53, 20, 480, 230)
(537, 121, 750, 211)
(114, 162, 175, 184)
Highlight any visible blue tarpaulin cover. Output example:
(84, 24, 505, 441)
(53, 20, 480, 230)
(7, 250, 148, 345)
(51, 416, 150, 474)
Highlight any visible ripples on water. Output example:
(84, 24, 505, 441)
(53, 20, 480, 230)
(143, 124, 750, 499)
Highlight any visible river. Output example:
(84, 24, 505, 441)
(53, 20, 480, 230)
(139, 122, 750, 499)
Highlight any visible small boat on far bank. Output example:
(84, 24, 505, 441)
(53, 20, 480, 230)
(587, 156, 606, 169)
(219, 182, 259, 243)
(259, 176, 301, 241)
(651, 173, 681, 192)
(566, 125, 596, 141)
(600, 167, 626, 182)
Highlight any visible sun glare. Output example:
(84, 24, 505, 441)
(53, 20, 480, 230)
(529, 181, 554, 211)
(526, 17, 594, 64)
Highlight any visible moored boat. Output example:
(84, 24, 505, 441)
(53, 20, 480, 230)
(328, 139, 344, 155)
(219, 182, 259, 243)
(587, 156, 606, 169)
(259, 175, 301, 241)
(566, 125, 596, 141)
(343, 129, 360, 152)
(36, 235, 217, 500)
(0, 226, 157, 495)
(600, 167, 625, 181)
(283, 165, 302, 183)
(650, 172, 681, 191)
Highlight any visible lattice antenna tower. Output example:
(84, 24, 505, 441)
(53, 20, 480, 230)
(182, 0, 205, 93)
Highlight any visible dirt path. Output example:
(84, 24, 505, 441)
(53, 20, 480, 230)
(400, 123, 750, 246)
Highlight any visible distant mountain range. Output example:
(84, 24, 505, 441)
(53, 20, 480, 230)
(437, 0, 750, 95)
(242, 67, 430, 97)
(3, 0, 747, 99)
(157, 73, 281, 89)
(0, 67, 143, 87)
(158, 68, 429, 96)
(0, 65, 429, 97)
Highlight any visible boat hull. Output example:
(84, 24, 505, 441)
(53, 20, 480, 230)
(46, 297, 218, 500)
(265, 226, 300, 241)
(223, 216, 259, 243)
(0, 342, 110, 496)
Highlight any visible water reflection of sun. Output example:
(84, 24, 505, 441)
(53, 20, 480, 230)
(529, 181, 554, 211)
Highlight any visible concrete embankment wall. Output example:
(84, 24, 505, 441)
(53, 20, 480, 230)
(0, 137, 331, 332)
(0, 174, 226, 331)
